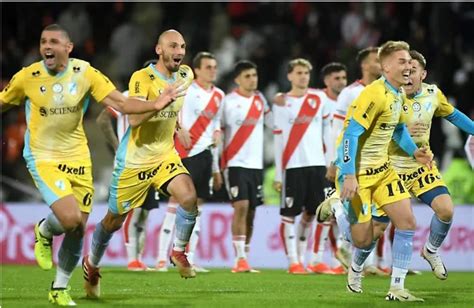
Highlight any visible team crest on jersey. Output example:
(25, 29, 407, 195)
(308, 99, 317, 109)
(55, 180, 66, 191)
(32, 70, 41, 77)
(254, 99, 263, 111)
(73, 66, 81, 73)
(230, 186, 239, 198)
(412, 102, 421, 112)
(214, 96, 221, 107)
(285, 197, 294, 208)
(52, 83, 63, 93)
(121, 201, 131, 212)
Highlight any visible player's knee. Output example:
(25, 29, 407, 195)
(435, 205, 453, 222)
(353, 237, 373, 249)
(61, 212, 83, 233)
(102, 214, 124, 233)
(179, 192, 197, 211)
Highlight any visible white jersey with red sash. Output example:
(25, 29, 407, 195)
(106, 90, 129, 142)
(273, 88, 332, 181)
(220, 90, 269, 169)
(175, 81, 224, 158)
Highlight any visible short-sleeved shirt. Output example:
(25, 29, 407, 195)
(0, 58, 115, 162)
(389, 83, 455, 171)
(116, 64, 194, 168)
(335, 77, 405, 175)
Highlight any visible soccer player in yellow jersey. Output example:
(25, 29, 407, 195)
(317, 41, 432, 302)
(390, 50, 474, 280)
(81, 29, 197, 299)
(0, 24, 185, 306)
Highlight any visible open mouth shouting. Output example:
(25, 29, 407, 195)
(44, 51, 56, 68)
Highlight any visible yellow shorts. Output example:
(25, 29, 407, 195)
(26, 159, 94, 213)
(109, 152, 189, 215)
(397, 163, 446, 197)
(336, 163, 410, 224)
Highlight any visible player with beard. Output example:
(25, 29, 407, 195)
(0, 25, 183, 305)
(82, 30, 196, 300)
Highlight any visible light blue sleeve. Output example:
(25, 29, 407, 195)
(444, 109, 474, 135)
(338, 118, 366, 176)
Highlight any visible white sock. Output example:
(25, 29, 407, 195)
(137, 209, 149, 261)
(53, 267, 72, 289)
(157, 204, 177, 262)
(232, 235, 246, 259)
(281, 217, 298, 264)
(187, 212, 201, 264)
(124, 209, 140, 262)
(391, 267, 408, 290)
(310, 222, 330, 264)
(296, 217, 312, 264)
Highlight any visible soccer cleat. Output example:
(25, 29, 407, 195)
(421, 246, 447, 280)
(48, 284, 76, 306)
(170, 250, 196, 278)
(231, 258, 252, 273)
(127, 260, 148, 271)
(307, 262, 333, 274)
(82, 256, 101, 298)
(364, 265, 389, 276)
(378, 266, 391, 275)
(331, 265, 347, 275)
(335, 246, 351, 270)
(347, 267, 363, 293)
(288, 263, 308, 275)
(315, 191, 341, 223)
(34, 219, 53, 270)
(385, 288, 424, 302)
(192, 264, 210, 273)
(155, 260, 169, 272)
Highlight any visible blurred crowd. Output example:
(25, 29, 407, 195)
(2, 2, 473, 202)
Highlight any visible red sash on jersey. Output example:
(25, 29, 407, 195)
(220, 95, 263, 169)
(175, 90, 223, 158)
(282, 94, 321, 169)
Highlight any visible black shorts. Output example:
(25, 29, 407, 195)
(226, 167, 263, 208)
(182, 149, 212, 200)
(281, 166, 326, 217)
(142, 187, 160, 210)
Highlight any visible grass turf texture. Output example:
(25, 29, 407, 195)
(2, 265, 474, 307)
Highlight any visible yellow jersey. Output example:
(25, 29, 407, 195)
(0, 59, 115, 162)
(336, 78, 406, 175)
(117, 64, 194, 168)
(389, 83, 454, 171)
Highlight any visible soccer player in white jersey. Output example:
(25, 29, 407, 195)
(391, 50, 474, 280)
(272, 59, 333, 274)
(333, 48, 390, 276)
(155, 52, 224, 273)
(0, 25, 183, 306)
(309, 62, 348, 275)
(96, 60, 161, 272)
(221, 60, 271, 273)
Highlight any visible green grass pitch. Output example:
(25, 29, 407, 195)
(2, 265, 473, 307)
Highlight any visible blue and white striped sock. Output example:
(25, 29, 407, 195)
(391, 229, 414, 290)
(54, 232, 83, 288)
(89, 222, 114, 267)
(173, 206, 197, 251)
(426, 214, 451, 253)
(351, 241, 376, 272)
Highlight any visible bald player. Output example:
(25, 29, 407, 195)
(82, 30, 197, 300)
